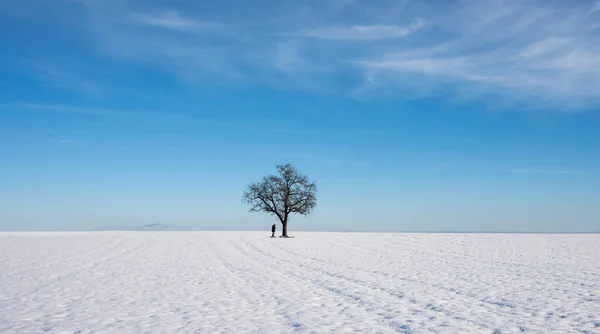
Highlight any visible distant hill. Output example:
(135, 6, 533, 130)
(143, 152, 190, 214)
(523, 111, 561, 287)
(139, 223, 170, 230)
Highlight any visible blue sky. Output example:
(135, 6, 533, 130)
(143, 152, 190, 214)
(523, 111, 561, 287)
(1, 0, 599, 232)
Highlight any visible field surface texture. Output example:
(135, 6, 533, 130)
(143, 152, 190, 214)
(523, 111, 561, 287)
(1, 232, 599, 333)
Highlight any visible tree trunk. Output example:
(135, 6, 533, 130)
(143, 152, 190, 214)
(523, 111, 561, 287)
(282, 219, 288, 237)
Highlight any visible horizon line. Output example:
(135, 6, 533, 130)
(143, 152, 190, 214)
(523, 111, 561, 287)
(0, 229, 598, 234)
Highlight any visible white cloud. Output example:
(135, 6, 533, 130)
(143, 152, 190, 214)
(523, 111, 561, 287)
(299, 18, 425, 41)
(4, 0, 600, 108)
(274, 40, 307, 72)
(359, 57, 469, 76)
(132, 10, 222, 32)
(21, 62, 104, 98)
(515, 38, 570, 61)
(591, 1, 600, 14)
(355, 1, 600, 107)
(134, 10, 197, 31)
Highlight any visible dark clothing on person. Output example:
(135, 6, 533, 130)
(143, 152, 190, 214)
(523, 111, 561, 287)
(271, 224, 276, 238)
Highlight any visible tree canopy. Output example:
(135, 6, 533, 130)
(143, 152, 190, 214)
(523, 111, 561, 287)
(243, 163, 317, 237)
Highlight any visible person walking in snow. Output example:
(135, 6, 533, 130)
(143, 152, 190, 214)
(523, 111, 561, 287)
(271, 223, 276, 238)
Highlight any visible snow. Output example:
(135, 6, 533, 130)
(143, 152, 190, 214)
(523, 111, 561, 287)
(1, 232, 599, 333)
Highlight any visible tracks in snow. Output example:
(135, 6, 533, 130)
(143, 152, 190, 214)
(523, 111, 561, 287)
(1, 232, 599, 333)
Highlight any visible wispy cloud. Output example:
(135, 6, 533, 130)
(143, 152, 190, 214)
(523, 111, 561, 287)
(591, 1, 600, 14)
(132, 10, 224, 33)
(4, 0, 600, 108)
(353, 1, 600, 107)
(133, 10, 201, 31)
(21, 62, 105, 98)
(296, 18, 425, 41)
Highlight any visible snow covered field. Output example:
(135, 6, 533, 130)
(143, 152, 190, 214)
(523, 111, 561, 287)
(1, 232, 599, 333)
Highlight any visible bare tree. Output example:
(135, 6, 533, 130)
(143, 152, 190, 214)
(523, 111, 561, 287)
(243, 163, 317, 237)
